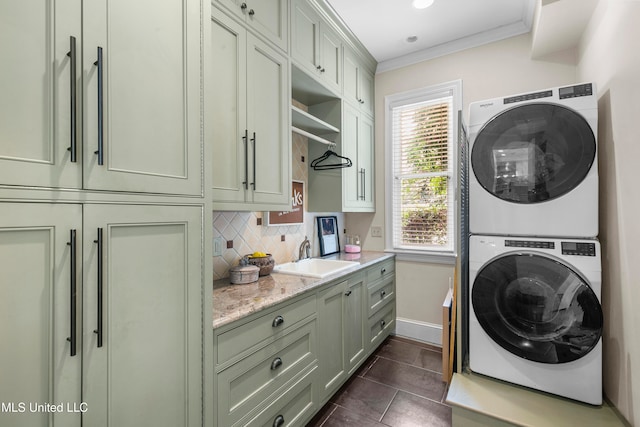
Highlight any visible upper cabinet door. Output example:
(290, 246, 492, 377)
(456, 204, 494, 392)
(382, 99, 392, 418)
(319, 25, 342, 94)
(211, 12, 248, 205)
(246, 34, 291, 207)
(292, 0, 321, 76)
(0, 0, 82, 189)
(82, 0, 203, 195)
(214, 0, 289, 52)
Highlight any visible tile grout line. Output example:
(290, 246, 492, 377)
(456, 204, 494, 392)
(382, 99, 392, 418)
(379, 389, 400, 423)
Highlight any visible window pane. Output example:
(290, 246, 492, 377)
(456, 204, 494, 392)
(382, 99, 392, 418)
(400, 176, 449, 246)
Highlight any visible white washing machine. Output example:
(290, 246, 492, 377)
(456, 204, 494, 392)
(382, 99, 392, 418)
(469, 235, 602, 405)
(469, 83, 598, 238)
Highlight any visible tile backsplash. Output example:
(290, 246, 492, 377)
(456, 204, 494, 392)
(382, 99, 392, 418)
(213, 115, 345, 280)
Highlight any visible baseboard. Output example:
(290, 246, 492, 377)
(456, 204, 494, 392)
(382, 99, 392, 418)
(394, 317, 442, 347)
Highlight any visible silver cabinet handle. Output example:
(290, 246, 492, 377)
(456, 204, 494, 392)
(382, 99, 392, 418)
(272, 315, 284, 327)
(380, 290, 386, 298)
(67, 36, 77, 163)
(380, 319, 386, 328)
(66, 229, 77, 356)
(273, 415, 285, 427)
(270, 357, 283, 371)
(93, 47, 104, 165)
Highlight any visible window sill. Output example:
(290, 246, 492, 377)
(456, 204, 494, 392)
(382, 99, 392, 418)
(385, 249, 457, 265)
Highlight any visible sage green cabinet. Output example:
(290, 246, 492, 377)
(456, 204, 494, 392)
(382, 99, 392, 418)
(0, 203, 204, 427)
(213, 0, 289, 52)
(291, 0, 342, 94)
(213, 294, 318, 427)
(342, 103, 375, 211)
(211, 9, 291, 211)
(343, 46, 375, 117)
(0, 0, 203, 196)
(0, 203, 82, 427)
(317, 273, 366, 401)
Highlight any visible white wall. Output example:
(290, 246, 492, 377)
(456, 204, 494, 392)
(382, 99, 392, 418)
(346, 32, 577, 344)
(577, 1, 640, 424)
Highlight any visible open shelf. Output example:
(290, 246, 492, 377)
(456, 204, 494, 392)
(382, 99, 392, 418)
(292, 105, 339, 135)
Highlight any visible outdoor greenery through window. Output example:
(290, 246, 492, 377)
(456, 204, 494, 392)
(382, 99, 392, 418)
(386, 82, 458, 256)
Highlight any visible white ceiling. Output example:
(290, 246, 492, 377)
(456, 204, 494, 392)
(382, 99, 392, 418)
(326, 0, 536, 72)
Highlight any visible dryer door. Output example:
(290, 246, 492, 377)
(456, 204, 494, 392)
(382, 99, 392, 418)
(472, 253, 602, 364)
(471, 103, 596, 204)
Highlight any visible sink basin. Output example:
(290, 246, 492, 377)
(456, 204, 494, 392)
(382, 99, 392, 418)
(274, 258, 359, 279)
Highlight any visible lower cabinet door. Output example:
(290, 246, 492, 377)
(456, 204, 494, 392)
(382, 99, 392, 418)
(317, 281, 347, 400)
(0, 203, 82, 427)
(81, 204, 203, 427)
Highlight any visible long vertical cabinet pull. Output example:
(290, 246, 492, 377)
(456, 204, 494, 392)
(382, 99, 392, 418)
(66, 229, 77, 356)
(66, 36, 77, 162)
(94, 47, 104, 165)
(93, 228, 104, 347)
(251, 132, 256, 190)
(359, 168, 366, 200)
(242, 129, 249, 190)
(362, 168, 366, 201)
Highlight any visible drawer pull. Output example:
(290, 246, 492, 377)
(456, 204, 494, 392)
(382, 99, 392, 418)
(272, 315, 284, 328)
(380, 319, 386, 328)
(273, 415, 285, 427)
(380, 290, 386, 298)
(345, 290, 352, 296)
(270, 357, 283, 371)
(381, 268, 387, 275)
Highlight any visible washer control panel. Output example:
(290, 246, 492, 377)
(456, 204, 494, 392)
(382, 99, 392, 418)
(561, 242, 596, 256)
(504, 90, 552, 104)
(505, 240, 555, 249)
(559, 83, 593, 99)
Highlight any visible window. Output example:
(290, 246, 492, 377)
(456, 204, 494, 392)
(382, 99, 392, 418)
(385, 80, 461, 262)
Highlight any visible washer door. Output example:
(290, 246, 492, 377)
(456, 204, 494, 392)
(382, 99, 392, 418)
(471, 103, 596, 204)
(472, 253, 602, 364)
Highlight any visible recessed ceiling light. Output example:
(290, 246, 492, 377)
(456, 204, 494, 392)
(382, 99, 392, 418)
(412, 0, 434, 9)
(406, 35, 418, 43)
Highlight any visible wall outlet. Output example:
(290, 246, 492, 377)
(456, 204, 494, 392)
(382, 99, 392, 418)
(213, 237, 223, 256)
(371, 226, 382, 237)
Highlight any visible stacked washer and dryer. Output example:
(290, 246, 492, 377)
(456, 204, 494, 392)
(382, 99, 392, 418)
(467, 83, 603, 405)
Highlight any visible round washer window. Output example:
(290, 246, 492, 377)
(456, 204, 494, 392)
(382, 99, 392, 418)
(472, 253, 602, 364)
(471, 103, 596, 204)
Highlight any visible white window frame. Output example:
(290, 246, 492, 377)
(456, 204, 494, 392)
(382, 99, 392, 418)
(384, 80, 461, 264)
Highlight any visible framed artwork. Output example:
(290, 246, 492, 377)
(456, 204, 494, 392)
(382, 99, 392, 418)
(317, 216, 340, 256)
(266, 180, 304, 226)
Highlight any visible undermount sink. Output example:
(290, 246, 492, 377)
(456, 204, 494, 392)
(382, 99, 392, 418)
(274, 258, 359, 279)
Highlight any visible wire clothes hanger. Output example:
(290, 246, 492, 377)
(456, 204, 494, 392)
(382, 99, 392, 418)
(310, 145, 353, 170)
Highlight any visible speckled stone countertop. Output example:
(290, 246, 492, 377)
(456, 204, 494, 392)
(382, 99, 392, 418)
(212, 251, 394, 329)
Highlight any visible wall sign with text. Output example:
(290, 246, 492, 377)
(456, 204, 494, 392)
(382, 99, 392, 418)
(266, 181, 304, 226)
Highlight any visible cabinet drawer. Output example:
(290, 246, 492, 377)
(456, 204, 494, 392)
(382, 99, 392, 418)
(368, 301, 395, 349)
(366, 258, 395, 283)
(218, 319, 317, 427)
(238, 365, 318, 427)
(216, 294, 316, 365)
(367, 275, 395, 317)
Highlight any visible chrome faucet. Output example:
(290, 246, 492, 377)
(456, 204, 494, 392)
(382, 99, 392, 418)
(298, 236, 311, 261)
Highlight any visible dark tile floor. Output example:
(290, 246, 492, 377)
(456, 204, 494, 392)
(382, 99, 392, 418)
(307, 336, 452, 427)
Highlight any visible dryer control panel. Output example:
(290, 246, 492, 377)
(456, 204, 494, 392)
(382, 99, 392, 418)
(561, 241, 596, 256)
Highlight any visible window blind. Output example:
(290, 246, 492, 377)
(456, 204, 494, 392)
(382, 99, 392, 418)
(391, 96, 454, 251)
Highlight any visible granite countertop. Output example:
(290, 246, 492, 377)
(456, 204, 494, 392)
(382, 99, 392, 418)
(213, 251, 394, 329)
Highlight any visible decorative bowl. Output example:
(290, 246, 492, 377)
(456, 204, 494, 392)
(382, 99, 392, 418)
(245, 253, 275, 276)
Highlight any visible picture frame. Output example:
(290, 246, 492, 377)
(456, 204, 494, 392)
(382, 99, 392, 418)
(266, 180, 305, 226)
(317, 216, 340, 256)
